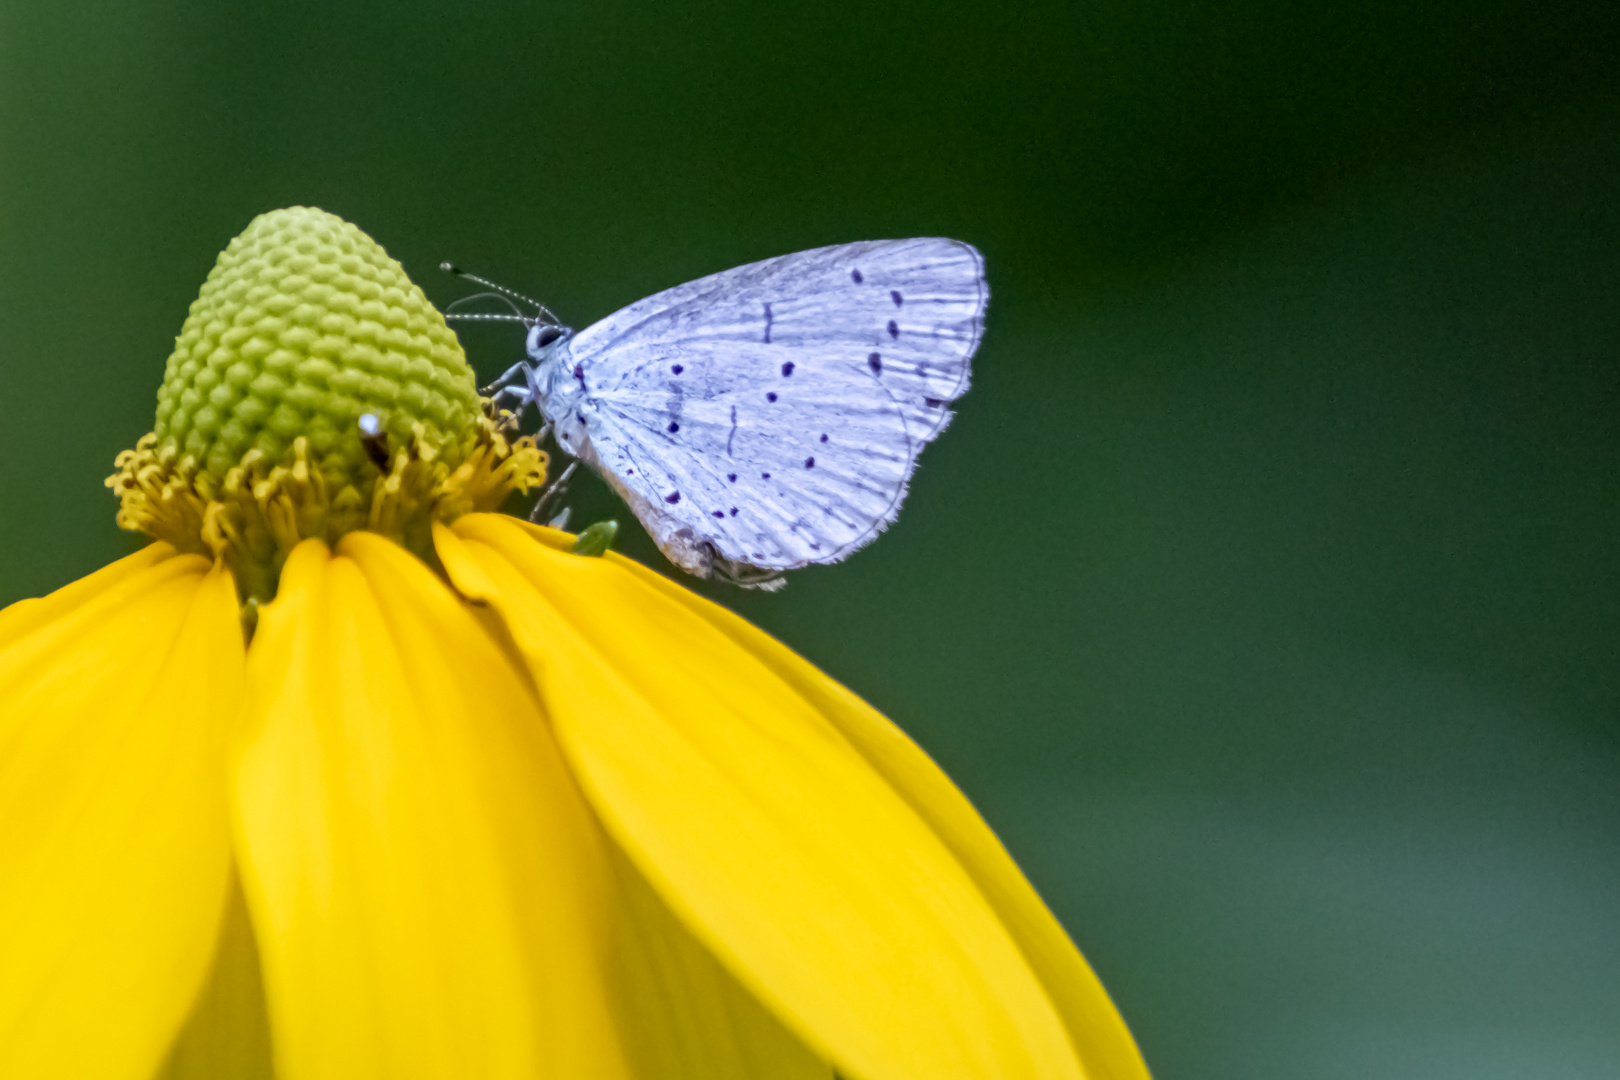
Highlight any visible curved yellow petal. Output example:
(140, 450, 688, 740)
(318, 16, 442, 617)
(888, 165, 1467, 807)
(455, 519, 1147, 1079)
(0, 541, 175, 650)
(606, 842, 832, 1080)
(439, 515, 1083, 1080)
(231, 534, 629, 1080)
(599, 537, 1149, 1080)
(0, 549, 242, 1079)
(157, 871, 275, 1080)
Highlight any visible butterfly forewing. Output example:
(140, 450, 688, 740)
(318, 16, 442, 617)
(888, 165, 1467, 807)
(571, 238, 985, 443)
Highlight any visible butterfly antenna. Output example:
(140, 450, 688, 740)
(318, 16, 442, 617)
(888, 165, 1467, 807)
(444, 289, 530, 319)
(442, 312, 535, 325)
(440, 262, 563, 325)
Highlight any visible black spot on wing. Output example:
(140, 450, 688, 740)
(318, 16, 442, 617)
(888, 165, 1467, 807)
(665, 492, 681, 504)
(805, 457, 815, 468)
(667, 421, 679, 433)
(766, 392, 778, 403)
(672, 364, 683, 375)
(819, 433, 828, 442)
(727, 472, 737, 482)
(891, 290, 903, 306)
(781, 361, 794, 377)
(851, 269, 863, 284)
(925, 397, 943, 407)
(887, 319, 899, 339)
(868, 352, 882, 374)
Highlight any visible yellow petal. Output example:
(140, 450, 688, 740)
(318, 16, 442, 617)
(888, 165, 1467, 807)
(0, 549, 242, 1079)
(156, 870, 276, 1080)
(455, 519, 1147, 1079)
(598, 533, 1149, 1080)
(0, 540, 175, 650)
(606, 842, 832, 1080)
(231, 534, 629, 1080)
(439, 515, 1083, 1080)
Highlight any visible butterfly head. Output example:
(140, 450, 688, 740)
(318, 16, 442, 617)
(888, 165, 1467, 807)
(525, 322, 574, 363)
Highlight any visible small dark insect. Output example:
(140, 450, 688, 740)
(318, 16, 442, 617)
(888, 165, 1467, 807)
(358, 413, 390, 472)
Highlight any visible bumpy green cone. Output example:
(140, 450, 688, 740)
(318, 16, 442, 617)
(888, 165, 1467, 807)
(112, 207, 546, 605)
(153, 205, 481, 491)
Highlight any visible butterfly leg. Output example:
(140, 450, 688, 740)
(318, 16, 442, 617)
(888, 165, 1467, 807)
(487, 385, 538, 427)
(488, 384, 533, 407)
(700, 543, 787, 591)
(479, 359, 531, 397)
(529, 459, 578, 523)
(521, 358, 547, 411)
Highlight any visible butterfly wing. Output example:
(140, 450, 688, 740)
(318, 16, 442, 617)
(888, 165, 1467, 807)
(558, 238, 987, 574)
(572, 238, 985, 442)
(565, 345, 914, 573)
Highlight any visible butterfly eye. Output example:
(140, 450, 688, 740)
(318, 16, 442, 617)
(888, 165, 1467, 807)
(535, 326, 564, 348)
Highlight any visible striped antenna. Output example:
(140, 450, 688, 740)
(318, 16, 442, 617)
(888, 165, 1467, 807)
(442, 312, 534, 325)
(445, 290, 529, 319)
(440, 262, 563, 325)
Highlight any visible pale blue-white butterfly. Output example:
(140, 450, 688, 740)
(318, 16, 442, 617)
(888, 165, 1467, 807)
(442, 238, 987, 584)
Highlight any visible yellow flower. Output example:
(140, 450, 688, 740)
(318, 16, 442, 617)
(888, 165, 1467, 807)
(0, 208, 1148, 1080)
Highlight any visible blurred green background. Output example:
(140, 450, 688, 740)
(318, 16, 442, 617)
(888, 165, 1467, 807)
(3, 1, 1618, 1076)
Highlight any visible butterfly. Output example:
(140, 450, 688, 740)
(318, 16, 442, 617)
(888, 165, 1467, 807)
(443, 238, 987, 585)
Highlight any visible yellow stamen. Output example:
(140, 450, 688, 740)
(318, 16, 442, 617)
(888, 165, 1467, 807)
(108, 414, 544, 604)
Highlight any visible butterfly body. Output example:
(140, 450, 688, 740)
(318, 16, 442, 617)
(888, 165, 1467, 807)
(487, 238, 987, 580)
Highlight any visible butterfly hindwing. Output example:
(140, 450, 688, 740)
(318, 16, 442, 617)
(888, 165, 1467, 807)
(574, 342, 913, 572)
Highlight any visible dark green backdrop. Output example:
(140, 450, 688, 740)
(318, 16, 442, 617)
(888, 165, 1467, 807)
(3, 2, 1618, 1076)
